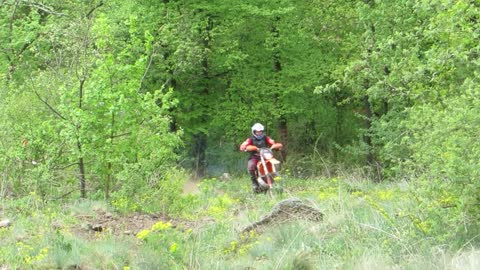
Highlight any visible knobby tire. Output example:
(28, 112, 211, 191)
(266, 175, 274, 199)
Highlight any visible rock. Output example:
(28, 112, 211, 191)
(51, 221, 63, 230)
(91, 224, 103, 232)
(0, 219, 11, 228)
(219, 173, 231, 181)
(241, 198, 323, 234)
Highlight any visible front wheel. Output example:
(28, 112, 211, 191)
(263, 175, 275, 198)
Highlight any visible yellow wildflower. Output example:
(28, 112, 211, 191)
(169, 242, 178, 253)
(152, 221, 172, 231)
(136, 229, 151, 240)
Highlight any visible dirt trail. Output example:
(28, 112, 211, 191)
(182, 179, 200, 195)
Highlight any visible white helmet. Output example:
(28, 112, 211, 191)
(251, 123, 265, 139)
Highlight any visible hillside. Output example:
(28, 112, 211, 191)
(1, 175, 478, 269)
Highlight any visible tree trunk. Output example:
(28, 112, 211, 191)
(193, 133, 207, 179)
(106, 162, 112, 199)
(271, 16, 288, 161)
(104, 112, 115, 199)
(77, 141, 87, 198)
(77, 79, 87, 198)
(192, 13, 213, 179)
(278, 116, 288, 161)
(362, 18, 382, 180)
(333, 91, 343, 162)
(362, 95, 374, 166)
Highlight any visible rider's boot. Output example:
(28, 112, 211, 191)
(250, 174, 261, 193)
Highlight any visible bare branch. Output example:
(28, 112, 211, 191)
(52, 189, 75, 200)
(17, 32, 40, 56)
(112, 132, 132, 139)
(29, 79, 68, 121)
(3, 1, 66, 16)
(20, 0, 66, 16)
(8, 0, 20, 40)
(86, 2, 103, 18)
(137, 49, 156, 93)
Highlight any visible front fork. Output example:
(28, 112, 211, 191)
(257, 157, 276, 188)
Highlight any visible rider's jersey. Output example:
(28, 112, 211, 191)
(240, 136, 275, 157)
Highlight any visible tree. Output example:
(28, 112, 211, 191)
(0, 0, 182, 198)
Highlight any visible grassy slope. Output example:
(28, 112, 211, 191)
(0, 176, 479, 270)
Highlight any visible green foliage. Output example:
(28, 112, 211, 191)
(345, 0, 480, 246)
(1, 3, 480, 268)
(395, 88, 480, 246)
(135, 220, 186, 268)
(0, 0, 182, 199)
(110, 167, 189, 215)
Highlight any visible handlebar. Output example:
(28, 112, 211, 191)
(245, 143, 283, 152)
(270, 143, 283, 150)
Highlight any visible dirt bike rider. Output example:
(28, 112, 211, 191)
(239, 123, 281, 193)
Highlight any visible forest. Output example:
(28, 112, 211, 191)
(1, 0, 479, 269)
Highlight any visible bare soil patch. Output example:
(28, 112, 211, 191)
(71, 208, 214, 240)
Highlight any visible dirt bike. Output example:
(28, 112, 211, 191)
(246, 143, 283, 197)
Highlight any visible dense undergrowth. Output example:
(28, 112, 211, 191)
(0, 171, 479, 270)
